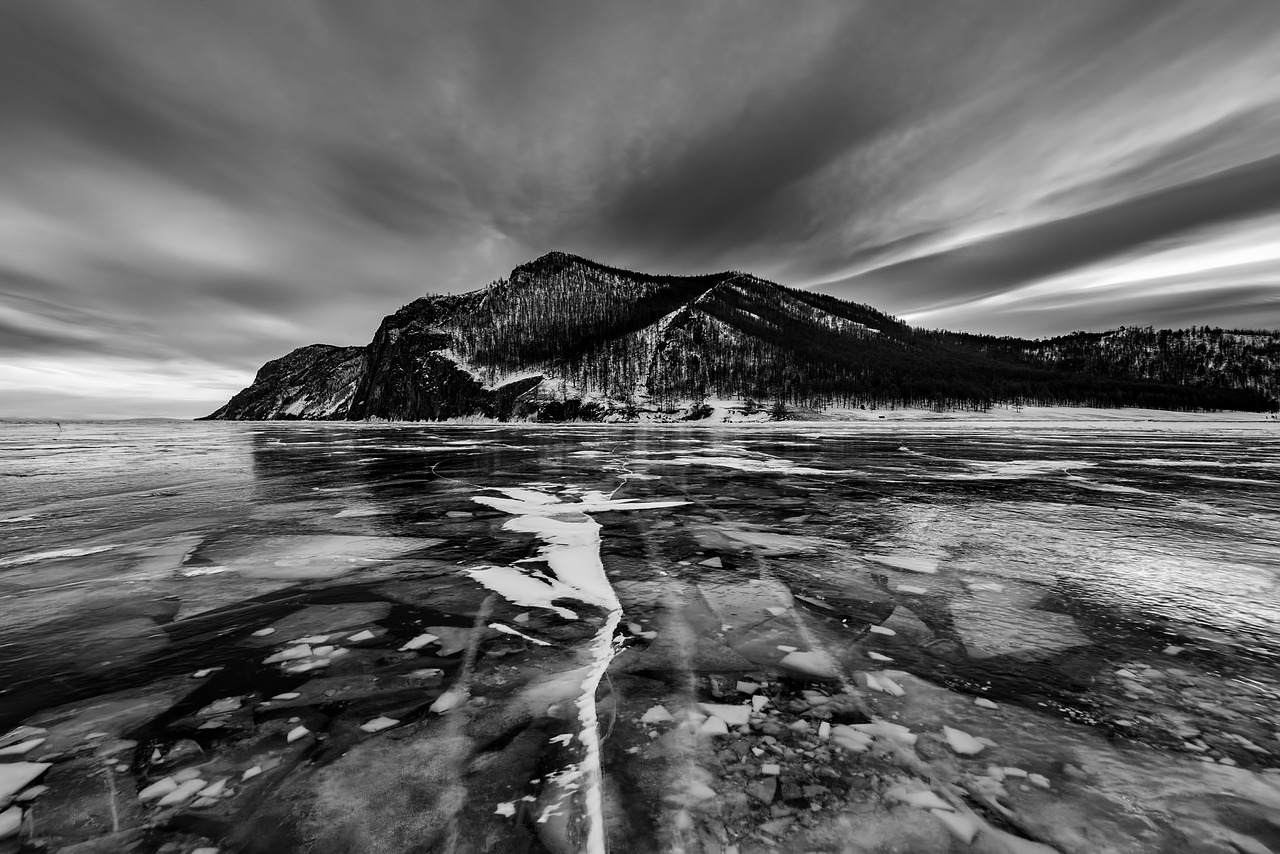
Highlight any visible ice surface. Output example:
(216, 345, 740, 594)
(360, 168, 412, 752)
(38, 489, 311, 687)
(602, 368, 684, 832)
(188, 534, 430, 579)
(951, 586, 1090, 658)
(6, 423, 1280, 853)
(0, 544, 120, 568)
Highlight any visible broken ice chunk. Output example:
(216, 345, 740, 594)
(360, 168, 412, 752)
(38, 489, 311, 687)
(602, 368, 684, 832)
(760, 763, 781, 776)
(942, 726, 984, 755)
(868, 625, 896, 636)
(867, 651, 893, 662)
(430, 688, 464, 714)
(284, 659, 329, 674)
(14, 785, 47, 803)
(765, 606, 787, 616)
(272, 692, 301, 701)
(852, 720, 918, 745)
(1027, 773, 1050, 789)
(779, 649, 837, 678)
(197, 697, 242, 717)
(286, 726, 310, 743)
(818, 721, 831, 741)
(0, 727, 45, 749)
(864, 673, 905, 696)
(736, 681, 760, 695)
(138, 777, 178, 802)
(263, 645, 312, 664)
(158, 778, 206, 806)
(930, 808, 980, 843)
(251, 628, 275, 637)
(191, 668, 221, 678)
(696, 703, 751, 727)
(751, 695, 769, 712)
(0, 768, 48, 809)
(830, 726, 874, 753)
(888, 787, 953, 811)
(241, 766, 262, 781)
(197, 779, 228, 798)
(698, 556, 723, 568)
(293, 635, 330, 645)
(699, 717, 730, 736)
(866, 554, 938, 573)
(640, 705, 674, 724)
(896, 584, 928, 595)
(686, 780, 716, 801)
(347, 629, 376, 642)
(0, 807, 22, 840)
(1163, 645, 1184, 656)
(0, 738, 44, 757)
(359, 716, 399, 734)
(400, 633, 440, 651)
(975, 697, 998, 710)
(495, 801, 516, 817)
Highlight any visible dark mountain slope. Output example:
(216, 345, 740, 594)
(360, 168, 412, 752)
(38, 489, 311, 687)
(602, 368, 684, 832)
(203, 252, 1279, 421)
(204, 344, 365, 420)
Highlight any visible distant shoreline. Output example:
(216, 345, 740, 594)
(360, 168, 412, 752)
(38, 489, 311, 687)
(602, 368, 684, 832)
(3, 406, 1277, 427)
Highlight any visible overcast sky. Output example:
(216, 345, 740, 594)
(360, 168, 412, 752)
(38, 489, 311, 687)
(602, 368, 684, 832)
(3, 1, 1280, 418)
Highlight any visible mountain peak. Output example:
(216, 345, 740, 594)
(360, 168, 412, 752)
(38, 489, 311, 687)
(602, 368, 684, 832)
(204, 257, 1280, 421)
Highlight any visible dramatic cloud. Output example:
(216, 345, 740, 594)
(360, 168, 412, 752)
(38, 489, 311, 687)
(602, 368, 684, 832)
(2, 0, 1279, 417)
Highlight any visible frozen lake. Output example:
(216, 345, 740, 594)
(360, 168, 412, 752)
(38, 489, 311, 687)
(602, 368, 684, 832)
(2, 420, 1279, 853)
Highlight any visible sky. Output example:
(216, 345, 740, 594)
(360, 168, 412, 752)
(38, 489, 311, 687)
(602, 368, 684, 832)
(2, 1, 1280, 418)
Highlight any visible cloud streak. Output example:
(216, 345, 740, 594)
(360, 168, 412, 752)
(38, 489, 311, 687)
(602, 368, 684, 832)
(1, 0, 1279, 416)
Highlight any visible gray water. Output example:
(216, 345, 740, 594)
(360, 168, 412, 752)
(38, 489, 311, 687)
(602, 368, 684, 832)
(2, 421, 1278, 853)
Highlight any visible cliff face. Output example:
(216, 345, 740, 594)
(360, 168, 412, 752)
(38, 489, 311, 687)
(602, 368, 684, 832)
(203, 252, 1279, 420)
(204, 344, 365, 420)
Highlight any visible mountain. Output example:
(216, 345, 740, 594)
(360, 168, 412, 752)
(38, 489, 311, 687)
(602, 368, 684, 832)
(203, 252, 1280, 421)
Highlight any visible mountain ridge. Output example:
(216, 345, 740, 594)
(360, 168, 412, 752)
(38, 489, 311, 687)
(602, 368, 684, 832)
(203, 252, 1280, 421)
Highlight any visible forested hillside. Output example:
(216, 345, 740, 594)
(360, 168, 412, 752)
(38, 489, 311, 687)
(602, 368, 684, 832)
(204, 252, 1279, 421)
(921, 327, 1280, 404)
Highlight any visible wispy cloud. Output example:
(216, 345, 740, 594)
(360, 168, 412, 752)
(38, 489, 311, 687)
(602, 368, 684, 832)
(1, 0, 1279, 416)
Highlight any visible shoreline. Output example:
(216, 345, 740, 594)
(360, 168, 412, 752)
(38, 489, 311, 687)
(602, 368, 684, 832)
(4, 405, 1278, 428)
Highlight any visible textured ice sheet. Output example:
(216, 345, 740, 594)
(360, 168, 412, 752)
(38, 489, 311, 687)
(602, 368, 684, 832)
(185, 535, 432, 579)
